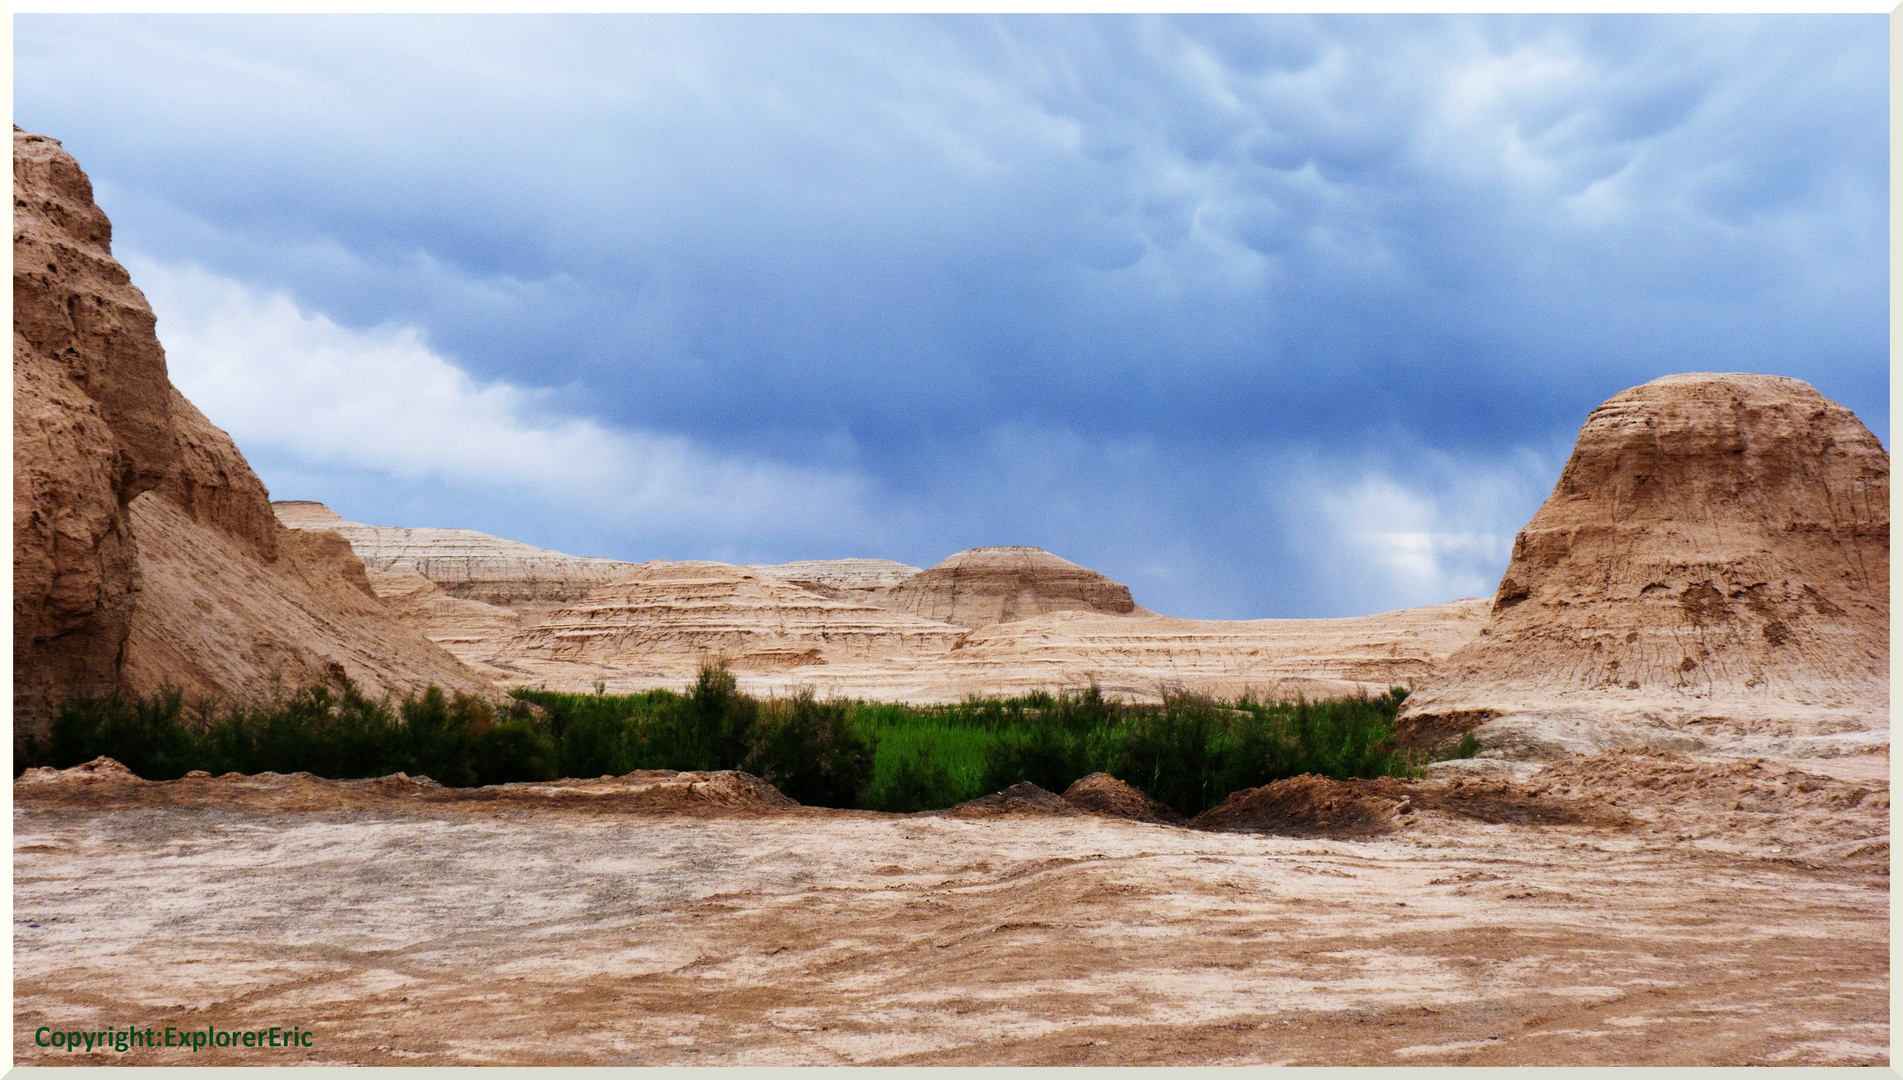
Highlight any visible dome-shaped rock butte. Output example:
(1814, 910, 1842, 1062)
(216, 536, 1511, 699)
(1400, 373, 1888, 761)
(878, 546, 1138, 628)
(12, 128, 492, 739)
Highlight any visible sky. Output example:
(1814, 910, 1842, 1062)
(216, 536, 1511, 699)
(16, 14, 1888, 620)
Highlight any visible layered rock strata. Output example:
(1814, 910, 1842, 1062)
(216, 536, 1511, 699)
(748, 558, 921, 600)
(492, 594, 1485, 704)
(12, 128, 492, 736)
(878, 546, 1138, 627)
(1401, 373, 1889, 760)
(499, 560, 969, 686)
(927, 600, 1491, 703)
(272, 501, 639, 617)
(271, 505, 951, 681)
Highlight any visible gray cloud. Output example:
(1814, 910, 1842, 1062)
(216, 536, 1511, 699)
(18, 14, 1886, 617)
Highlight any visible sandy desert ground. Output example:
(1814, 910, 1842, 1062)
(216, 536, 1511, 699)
(13, 752, 1888, 1066)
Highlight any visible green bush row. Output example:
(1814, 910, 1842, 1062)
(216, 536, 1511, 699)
(33, 663, 1468, 816)
(32, 683, 555, 789)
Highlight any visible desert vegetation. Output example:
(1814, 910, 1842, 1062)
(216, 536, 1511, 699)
(28, 661, 1461, 816)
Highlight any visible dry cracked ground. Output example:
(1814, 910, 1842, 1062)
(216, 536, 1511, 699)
(13, 752, 1890, 1066)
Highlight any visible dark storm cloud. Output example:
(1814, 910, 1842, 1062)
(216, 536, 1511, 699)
(16, 14, 1887, 617)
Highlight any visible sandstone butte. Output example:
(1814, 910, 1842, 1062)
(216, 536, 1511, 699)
(1399, 372, 1889, 763)
(11, 127, 491, 746)
(879, 545, 1142, 626)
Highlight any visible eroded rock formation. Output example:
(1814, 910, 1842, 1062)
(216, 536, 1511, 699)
(1401, 373, 1889, 759)
(12, 128, 492, 739)
(878, 546, 1138, 628)
(13, 127, 178, 724)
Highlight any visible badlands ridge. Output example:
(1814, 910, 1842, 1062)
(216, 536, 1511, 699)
(273, 500, 1488, 705)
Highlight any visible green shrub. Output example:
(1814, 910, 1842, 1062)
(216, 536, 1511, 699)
(689, 659, 758, 771)
(745, 689, 873, 808)
(472, 718, 560, 786)
(863, 748, 951, 813)
(1113, 690, 1412, 817)
(856, 708, 988, 812)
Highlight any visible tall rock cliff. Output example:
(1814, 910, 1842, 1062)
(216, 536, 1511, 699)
(12, 128, 493, 741)
(1400, 373, 1888, 760)
(13, 127, 176, 722)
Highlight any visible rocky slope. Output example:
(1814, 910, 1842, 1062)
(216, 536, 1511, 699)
(12, 128, 491, 739)
(267, 501, 1485, 702)
(878, 546, 1138, 627)
(1401, 373, 1889, 760)
(272, 504, 943, 678)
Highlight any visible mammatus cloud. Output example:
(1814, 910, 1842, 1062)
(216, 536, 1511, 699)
(130, 256, 876, 544)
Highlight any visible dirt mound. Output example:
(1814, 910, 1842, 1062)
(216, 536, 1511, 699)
(1402, 373, 1888, 760)
(1193, 774, 1408, 838)
(942, 781, 1082, 818)
(13, 764, 801, 817)
(878, 546, 1137, 628)
(1386, 774, 1612, 828)
(1062, 772, 1186, 824)
(11, 129, 493, 738)
(15, 756, 140, 784)
(595, 769, 799, 811)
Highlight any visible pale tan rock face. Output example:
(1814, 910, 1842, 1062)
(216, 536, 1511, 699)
(272, 501, 639, 611)
(156, 386, 282, 562)
(12, 128, 494, 733)
(878, 546, 1137, 628)
(1402, 373, 1889, 760)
